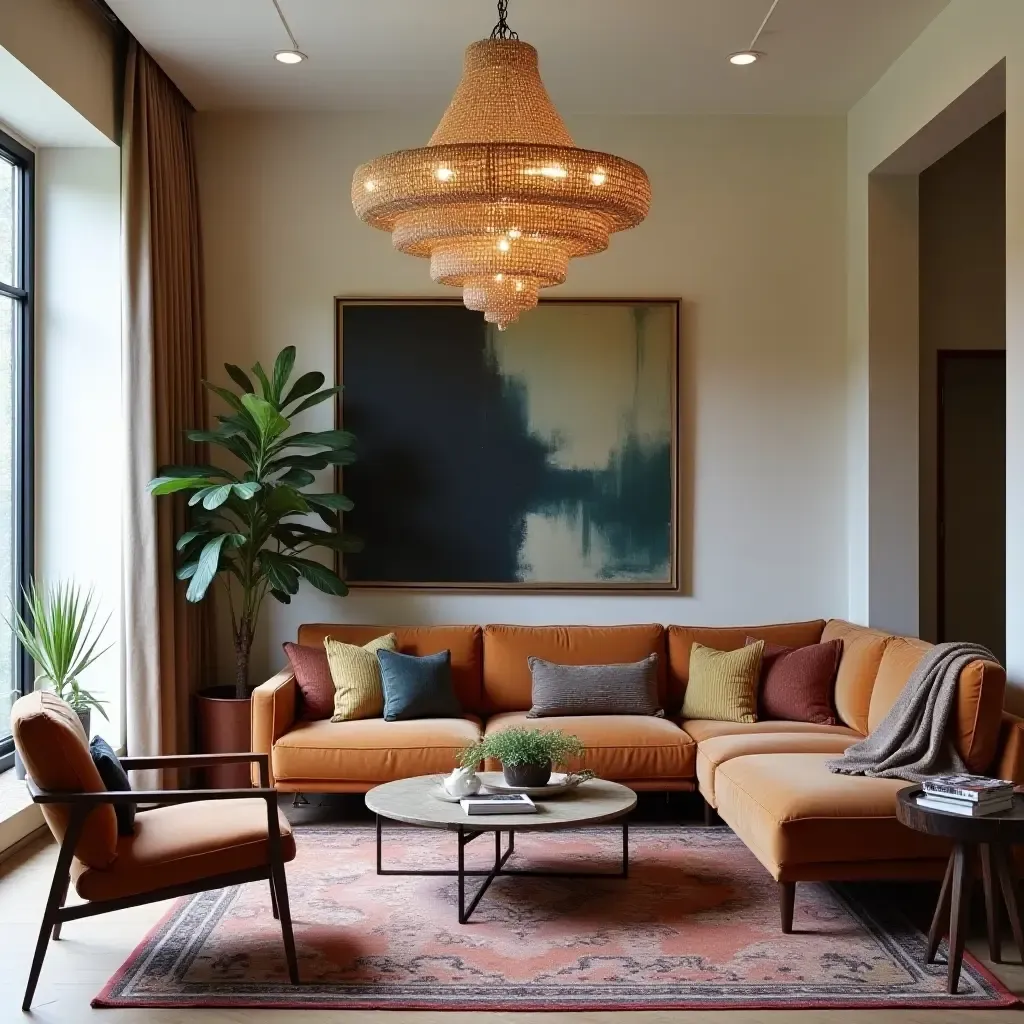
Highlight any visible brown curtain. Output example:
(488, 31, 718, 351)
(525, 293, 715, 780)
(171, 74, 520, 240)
(121, 40, 208, 785)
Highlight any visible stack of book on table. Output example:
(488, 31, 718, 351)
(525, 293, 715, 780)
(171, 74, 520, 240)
(460, 793, 537, 815)
(917, 774, 1015, 816)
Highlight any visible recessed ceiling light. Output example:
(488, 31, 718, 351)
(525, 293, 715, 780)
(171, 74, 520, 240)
(274, 49, 306, 64)
(729, 51, 761, 66)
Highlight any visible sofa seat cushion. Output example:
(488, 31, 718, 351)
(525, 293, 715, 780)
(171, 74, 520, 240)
(696, 732, 857, 807)
(73, 799, 295, 902)
(272, 716, 482, 783)
(483, 711, 695, 781)
(683, 718, 858, 744)
(714, 753, 948, 876)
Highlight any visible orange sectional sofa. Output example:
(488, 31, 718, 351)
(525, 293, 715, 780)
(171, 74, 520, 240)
(252, 619, 1024, 929)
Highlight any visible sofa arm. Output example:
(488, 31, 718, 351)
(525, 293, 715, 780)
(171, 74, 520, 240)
(994, 711, 1024, 784)
(251, 668, 297, 787)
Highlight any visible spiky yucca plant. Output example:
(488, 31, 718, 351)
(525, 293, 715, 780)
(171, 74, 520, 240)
(7, 580, 112, 718)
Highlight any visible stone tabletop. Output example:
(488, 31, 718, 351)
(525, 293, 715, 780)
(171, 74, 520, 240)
(365, 773, 637, 831)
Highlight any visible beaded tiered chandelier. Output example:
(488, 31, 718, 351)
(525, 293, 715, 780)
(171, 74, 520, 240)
(351, 0, 651, 330)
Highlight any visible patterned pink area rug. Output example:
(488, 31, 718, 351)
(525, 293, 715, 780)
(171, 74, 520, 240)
(95, 825, 1017, 1010)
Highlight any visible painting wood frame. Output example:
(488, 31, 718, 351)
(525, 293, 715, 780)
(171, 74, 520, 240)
(334, 296, 680, 593)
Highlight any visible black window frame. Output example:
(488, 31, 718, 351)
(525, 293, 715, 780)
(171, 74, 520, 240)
(0, 128, 34, 773)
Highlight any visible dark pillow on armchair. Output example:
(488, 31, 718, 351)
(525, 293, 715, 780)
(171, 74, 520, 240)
(89, 736, 136, 836)
(746, 636, 842, 726)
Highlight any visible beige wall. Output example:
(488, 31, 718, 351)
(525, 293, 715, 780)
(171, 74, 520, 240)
(918, 115, 1006, 642)
(0, 0, 120, 143)
(846, 0, 1024, 709)
(194, 111, 848, 684)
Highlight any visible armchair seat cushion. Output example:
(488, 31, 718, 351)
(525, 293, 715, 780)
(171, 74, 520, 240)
(483, 711, 695, 781)
(72, 798, 295, 902)
(271, 716, 482, 784)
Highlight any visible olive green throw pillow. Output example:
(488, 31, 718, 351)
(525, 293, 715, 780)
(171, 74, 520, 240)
(682, 641, 764, 724)
(325, 633, 397, 722)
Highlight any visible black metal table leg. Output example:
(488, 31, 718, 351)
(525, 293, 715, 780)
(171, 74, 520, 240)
(377, 820, 631, 923)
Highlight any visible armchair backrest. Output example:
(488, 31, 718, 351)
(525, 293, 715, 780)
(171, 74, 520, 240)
(11, 692, 118, 870)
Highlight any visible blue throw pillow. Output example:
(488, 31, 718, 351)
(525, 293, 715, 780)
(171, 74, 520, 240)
(377, 648, 463, 721)
(89, 736, 136, 836)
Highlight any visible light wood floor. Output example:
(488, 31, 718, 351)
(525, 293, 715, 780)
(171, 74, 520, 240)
(2, 833, 1023, 1023)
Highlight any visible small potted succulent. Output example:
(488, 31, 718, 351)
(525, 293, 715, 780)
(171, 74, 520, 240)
(460, 727, 585, 788)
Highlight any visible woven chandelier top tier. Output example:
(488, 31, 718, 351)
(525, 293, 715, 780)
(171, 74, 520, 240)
(352, 6, 651, 330)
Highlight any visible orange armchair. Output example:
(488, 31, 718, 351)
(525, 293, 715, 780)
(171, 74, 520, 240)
(11, 691, 299, 1010)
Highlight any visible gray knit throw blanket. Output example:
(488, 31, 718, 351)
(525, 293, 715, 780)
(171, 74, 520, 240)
(826, 641, 997, 782)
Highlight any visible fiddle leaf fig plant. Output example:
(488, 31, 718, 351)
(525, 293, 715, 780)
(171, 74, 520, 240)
(148, 346, 361, 698)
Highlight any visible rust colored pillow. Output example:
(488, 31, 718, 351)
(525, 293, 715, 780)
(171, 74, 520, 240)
(283, 642, 335, 720)
(745, 637, 842, 726)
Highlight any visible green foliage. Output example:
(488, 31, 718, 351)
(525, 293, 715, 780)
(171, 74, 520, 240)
(6, 580, 112, 718)
(148, 346, 360, 697)
(459, 727, 585, 769)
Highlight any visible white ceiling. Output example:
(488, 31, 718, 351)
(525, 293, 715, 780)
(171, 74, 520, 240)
(107, 0, 949, 116)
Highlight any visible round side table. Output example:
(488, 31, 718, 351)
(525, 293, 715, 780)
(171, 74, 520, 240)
(896, 785, 1024, 994)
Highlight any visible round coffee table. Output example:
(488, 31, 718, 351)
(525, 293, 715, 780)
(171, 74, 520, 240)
(366, 773, 637, 923)
(896, 785, 1024, 994)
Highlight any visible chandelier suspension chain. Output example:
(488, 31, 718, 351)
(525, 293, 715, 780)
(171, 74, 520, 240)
(747, 0, 782, 51)
(352, 0, 650, 329)
(490, 0, 519, 41)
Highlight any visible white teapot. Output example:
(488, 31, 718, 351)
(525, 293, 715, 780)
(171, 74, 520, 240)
(442, 766, 482, 798)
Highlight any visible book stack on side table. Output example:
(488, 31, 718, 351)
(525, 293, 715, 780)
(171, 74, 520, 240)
(917, 774, 1015, 817)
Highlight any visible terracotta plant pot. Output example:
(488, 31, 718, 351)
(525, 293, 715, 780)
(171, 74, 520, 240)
(195, 687, 252, 789)
(503, 760, 552, 788)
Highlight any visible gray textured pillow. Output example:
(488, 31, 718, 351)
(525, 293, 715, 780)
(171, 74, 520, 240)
(526, 654, 663, 718)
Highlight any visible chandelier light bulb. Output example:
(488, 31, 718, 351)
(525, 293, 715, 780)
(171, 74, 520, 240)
(351, 2, 651, 329)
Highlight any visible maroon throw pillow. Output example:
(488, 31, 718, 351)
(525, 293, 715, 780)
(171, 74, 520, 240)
(283, 642, 335, 721)
(745, 636, 842, 726)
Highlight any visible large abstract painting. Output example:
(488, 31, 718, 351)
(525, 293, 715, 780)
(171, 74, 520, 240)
(336, 299, 678, 590)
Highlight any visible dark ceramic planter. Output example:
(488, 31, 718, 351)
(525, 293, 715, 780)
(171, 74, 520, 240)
(502, 760, 552, 788)
(196, 687, 253, 789)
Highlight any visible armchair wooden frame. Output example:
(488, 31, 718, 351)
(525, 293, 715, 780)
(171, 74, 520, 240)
(22, 751, 298, 1011)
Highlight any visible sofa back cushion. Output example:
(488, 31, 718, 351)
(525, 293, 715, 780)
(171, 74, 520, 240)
(297, 625, 483, 713)
(868, 635, 1006, 773)
(482, 624, 665, 713)
(821, 619, 888, 735)
(667, 621, 825, 715)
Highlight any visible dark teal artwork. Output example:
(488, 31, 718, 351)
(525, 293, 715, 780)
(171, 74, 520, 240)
(337, 299, 677, 589)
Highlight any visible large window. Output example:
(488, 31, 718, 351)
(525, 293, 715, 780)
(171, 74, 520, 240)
(0, 129, 33, 772)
